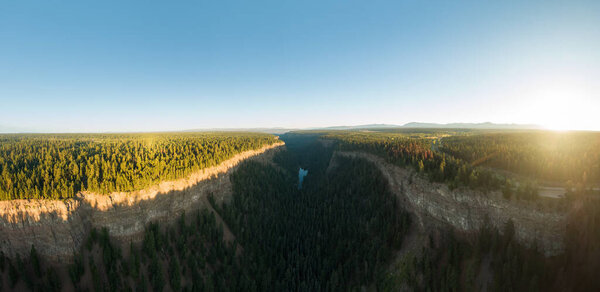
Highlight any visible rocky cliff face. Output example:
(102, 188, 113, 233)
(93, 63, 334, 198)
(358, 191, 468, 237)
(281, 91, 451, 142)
(0, 143, 284, 263)
(333, 151, 566, 257)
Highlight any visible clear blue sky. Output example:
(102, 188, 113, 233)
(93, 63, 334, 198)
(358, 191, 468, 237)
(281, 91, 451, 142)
(1, 0, 598, 132)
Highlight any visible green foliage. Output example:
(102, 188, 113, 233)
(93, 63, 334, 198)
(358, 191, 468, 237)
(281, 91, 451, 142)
(0, 132, 598, 291)
(441, 131, 600, 184)
(149, 254, 165, 291)
(44, 267, 61, 292)
(0, 251, 5, 272)
(0, 250, 65, 291)
(219, 137, 411, 291)
(63, 208, 239, 291)
(169, 257, 182, 291)
(30, 245, 41, 277)
(0, 132, 278, 200)
(68, 254, 84, 286)
(563, 198, 600, 291)
(323, 131, 507, 193)
(382, 221, 551, 292)
(8, 258, 19, 288)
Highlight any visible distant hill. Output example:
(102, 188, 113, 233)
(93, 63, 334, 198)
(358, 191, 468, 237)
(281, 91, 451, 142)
(316, 124, 401, 130)
(401, 122, 543, 130)
(185, 124, 403, 133)
(306, 122, 542, 131)
(2, 122, 544, 134)
(185, 122, 543, 134)
(184, 127, 296, 134)
(0, 125, 39, 133)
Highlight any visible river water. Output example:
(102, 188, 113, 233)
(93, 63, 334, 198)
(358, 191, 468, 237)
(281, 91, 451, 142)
(298, 168, 308, 189)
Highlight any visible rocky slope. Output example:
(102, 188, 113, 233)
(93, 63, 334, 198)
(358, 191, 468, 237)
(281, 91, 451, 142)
(0, 142, 284, 263)
(333, 151, 566, 257)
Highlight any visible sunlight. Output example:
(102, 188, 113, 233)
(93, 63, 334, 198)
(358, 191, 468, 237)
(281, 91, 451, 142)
(528, 87, 597, 131)
(537, 94, 575, 131)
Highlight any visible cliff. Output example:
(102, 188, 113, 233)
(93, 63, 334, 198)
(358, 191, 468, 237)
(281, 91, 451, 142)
(0, 142, 284, 263)
(333, 151, 566, 257)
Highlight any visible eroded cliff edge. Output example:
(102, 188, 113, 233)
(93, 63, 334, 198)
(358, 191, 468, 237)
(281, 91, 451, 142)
(333, 151, 566, 257)
(0, 142, 284, 262)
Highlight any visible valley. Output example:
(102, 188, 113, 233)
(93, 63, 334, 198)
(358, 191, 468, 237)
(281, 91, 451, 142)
(0, 130, 598, 291)
(4, 1, 598, 290)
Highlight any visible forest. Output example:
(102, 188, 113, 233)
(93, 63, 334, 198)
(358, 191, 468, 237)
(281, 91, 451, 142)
(0, 132, 279, 200)
(0, 208, 236, 291)
(440, 131, 600, 187)
(0, 134, 411, 291)
(322, 131, 525, 198)
(321, 129, 600, 200)
(216, 140, 411, 290)
(381, 196, 600, 292)
(0, 133, 598, 291)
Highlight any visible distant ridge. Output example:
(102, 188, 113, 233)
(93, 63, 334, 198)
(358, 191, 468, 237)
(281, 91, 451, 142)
(0, 125, 40, 133)
(1, 122, 544, 134)
(316, 124, 400, 130)
(298, 122, 543, 131)
(185, 122, 543, 134)
(401, 122, 543, 130)
(184, 128, 296, 134)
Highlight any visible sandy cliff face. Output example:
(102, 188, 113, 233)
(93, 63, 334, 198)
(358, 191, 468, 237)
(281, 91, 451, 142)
(0, 143, 284, 262)
(333, 151, 566, 257)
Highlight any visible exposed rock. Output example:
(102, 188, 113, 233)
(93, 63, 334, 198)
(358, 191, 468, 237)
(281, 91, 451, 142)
(333, 151, 566, 257)
(0, 143, 283, 263)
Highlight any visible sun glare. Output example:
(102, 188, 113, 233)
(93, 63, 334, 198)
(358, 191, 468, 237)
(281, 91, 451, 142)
(538, 97, 574, 131)
(527, 88, 597, 131)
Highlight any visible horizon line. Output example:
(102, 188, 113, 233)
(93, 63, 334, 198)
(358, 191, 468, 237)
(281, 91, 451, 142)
(1, 122, 598, 134)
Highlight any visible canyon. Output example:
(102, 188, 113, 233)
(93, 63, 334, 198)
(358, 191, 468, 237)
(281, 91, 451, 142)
(332, 151, 566, 257)
(0, 142, 284, 263)
(0, 142, 568, 264)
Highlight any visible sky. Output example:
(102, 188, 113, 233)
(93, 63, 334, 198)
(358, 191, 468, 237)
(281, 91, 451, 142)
(1, 0, 599, 132)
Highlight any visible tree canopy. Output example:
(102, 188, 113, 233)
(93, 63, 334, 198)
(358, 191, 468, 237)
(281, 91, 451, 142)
(0, 132, 279, 200)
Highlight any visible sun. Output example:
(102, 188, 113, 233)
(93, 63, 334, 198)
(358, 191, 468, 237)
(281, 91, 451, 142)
(527, 88, 597, 131)
(537, 97, 574, 131)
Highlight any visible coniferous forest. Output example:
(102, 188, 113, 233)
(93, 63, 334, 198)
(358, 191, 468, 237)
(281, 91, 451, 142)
(0, 132, 599, 291)
(3, 0, 598, 290)
(0, 133, 412, 291)
(0, 133, 278, 200)
(440, 131, 600, 184)
(324, 130, 600, 199)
